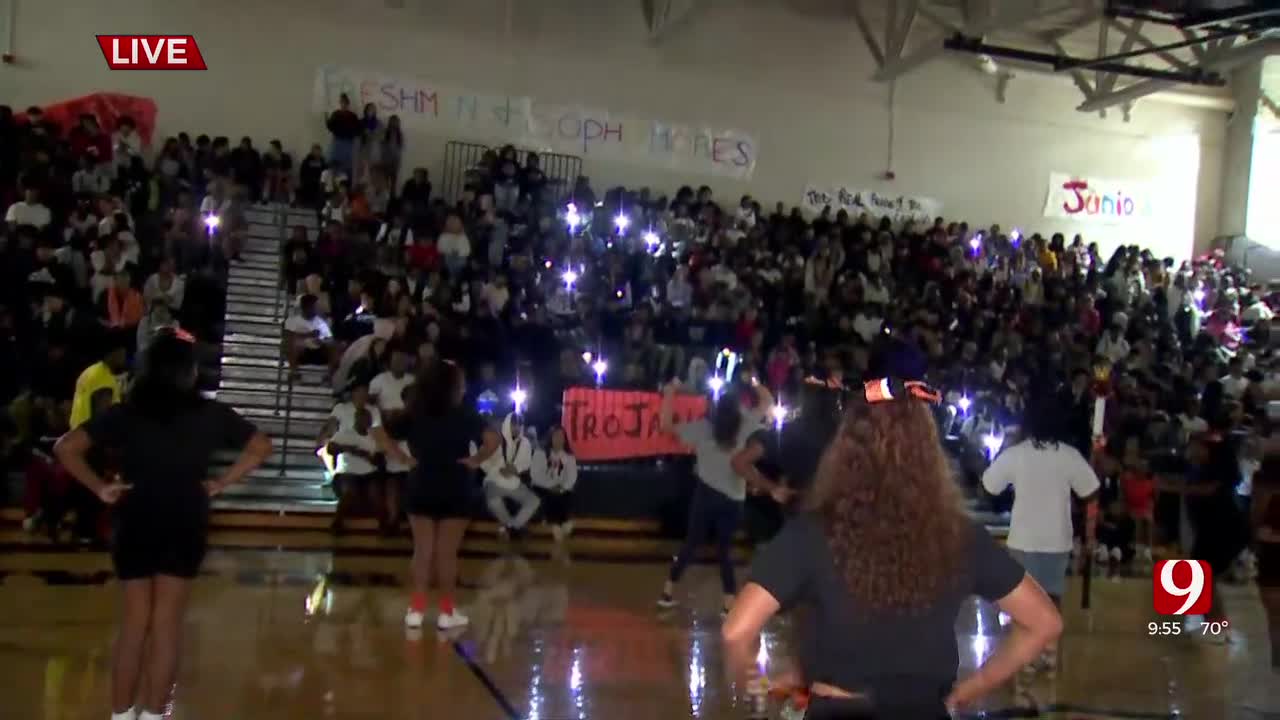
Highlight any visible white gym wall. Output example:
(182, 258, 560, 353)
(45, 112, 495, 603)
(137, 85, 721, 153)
(5, 0, 1227, 260)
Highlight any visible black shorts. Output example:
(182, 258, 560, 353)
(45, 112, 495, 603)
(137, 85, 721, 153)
(112, 519, 207, 580)
(405, 470, 476, 519)
(298, 346, 329, 365)
(333, 471, 380, 495)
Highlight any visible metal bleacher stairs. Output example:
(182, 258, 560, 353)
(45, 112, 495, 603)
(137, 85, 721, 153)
(211, 205, 335, 513)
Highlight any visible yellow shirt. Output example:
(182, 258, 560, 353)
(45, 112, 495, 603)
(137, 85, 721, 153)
(1038, 248, 1059, 272)
(69, 362, 123, 428)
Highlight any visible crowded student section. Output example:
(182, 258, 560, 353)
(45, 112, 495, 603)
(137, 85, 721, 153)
(1, 97, 1278, 617)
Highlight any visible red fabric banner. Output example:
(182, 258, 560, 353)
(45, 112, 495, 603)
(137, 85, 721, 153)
(561, 388, 707, 462)
(19, 92, 158, 146)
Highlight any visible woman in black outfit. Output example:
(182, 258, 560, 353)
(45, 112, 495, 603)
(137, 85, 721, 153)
(1184, 420, 1250, 630)
(723, 378, 1063, 719)
(54, 331, 272, 720)
(383, 358, 500, 632)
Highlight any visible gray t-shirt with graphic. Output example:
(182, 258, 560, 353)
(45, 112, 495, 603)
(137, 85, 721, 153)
(676, 410, 764, 501)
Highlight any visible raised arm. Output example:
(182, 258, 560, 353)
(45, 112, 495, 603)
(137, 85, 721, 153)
(660, 379, 681, 435)
(751, 378, 774, 413)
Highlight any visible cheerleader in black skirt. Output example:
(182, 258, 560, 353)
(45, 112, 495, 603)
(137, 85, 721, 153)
(384, 359, 500, 631)
(55, 331, 272, 720)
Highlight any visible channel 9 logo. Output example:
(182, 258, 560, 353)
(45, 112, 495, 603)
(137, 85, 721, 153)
(1152, 559, 1212, 615)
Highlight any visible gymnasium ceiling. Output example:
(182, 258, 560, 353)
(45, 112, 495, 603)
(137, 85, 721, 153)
(644, 0, 1280, 116)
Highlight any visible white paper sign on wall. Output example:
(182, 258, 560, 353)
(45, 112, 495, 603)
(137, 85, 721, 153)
(801, 184, 942, 225)
(1042, 172, 1154, 224)
(313, 65, 759, 180)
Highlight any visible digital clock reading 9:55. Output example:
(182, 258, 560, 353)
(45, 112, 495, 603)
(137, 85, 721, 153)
(1148, 621, 1182, 636)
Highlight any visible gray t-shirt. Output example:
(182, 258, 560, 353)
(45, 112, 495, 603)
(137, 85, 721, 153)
(676, 410, 763, 501)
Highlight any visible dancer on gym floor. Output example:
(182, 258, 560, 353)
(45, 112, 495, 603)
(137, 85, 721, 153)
(54, 331, 273, 720)
(387, 358, 500, 631)
(724, 378, 1062, 719)
(981, 394, 1099, 673)
(657, 377, 793, 614)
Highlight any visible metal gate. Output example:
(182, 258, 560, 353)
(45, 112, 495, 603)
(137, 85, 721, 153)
(441, 140, 582, 205)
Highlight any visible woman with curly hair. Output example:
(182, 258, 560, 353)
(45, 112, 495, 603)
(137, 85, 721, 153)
(723, 378, 1062, 719)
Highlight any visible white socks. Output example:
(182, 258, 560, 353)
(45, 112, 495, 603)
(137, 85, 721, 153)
(111, 710, 162, 720)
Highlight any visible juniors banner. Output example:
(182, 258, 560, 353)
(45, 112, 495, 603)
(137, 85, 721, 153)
(801, 184, 942, 225)
(561, 388, 707, 462)
(313, 65, 759, 179)
(1043, 172, 1154, 224)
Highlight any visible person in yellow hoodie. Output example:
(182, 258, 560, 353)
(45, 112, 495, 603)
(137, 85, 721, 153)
(70, 341, 128, 429)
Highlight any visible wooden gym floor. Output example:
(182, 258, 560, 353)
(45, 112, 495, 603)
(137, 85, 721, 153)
(0, 523, 1277, 719)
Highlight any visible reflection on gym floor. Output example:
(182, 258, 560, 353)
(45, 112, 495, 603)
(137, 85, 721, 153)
(2, 546, 1278, 719)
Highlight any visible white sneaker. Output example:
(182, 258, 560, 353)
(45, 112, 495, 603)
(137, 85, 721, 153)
(110, 709, 138, 720)
(138, 712, 165, 720)
(405, 608, 425, 629)
(437, 610, 470, 630)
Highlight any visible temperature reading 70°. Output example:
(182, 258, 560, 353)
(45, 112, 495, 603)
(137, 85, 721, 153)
(1201, 621, 1229, 636)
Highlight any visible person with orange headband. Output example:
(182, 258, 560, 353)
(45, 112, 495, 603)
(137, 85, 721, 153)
(724, 377, 1062, 719)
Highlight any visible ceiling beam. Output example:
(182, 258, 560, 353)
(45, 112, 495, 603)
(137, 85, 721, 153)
(888, 0, 920, 60)
(1179, 28, 1207, 62)
(849, 0, 885, 67)
(1060, 24, 1246, 70)
(1105, 19, 1195, 72)
(873, 0, 1078, 81)
(1097, 19, 1140, 97)
(1045, 37, 1096, 100)
(646, 0, 701, 43)
(1077, 38, 1280, 112)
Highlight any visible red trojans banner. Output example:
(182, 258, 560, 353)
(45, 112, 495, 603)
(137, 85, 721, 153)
(561, 388, 708, 462)
(19, 92, 159, 146)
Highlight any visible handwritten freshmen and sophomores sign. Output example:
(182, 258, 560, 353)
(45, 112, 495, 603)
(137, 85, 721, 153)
(801, 185, 943, 225)
(313, 66, 759, 180)
(561, 388, 708, 462)
(1043, 172, 1153, 224)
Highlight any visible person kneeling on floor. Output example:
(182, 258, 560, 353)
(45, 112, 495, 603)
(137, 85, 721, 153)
(481, 412, 539, 539)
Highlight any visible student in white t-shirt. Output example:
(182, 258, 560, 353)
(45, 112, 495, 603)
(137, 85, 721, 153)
(369, 344, 416, 533)
(317, 378, 381, 456)
(5, 186, 52, 229)
(326, 397, 382, 535)
(481, 412, 540, 538)
(982, 399, 1098, 674)
(285, 294, 336, 380)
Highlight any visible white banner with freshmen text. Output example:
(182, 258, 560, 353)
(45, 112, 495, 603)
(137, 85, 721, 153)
(313, 65, 758, 180)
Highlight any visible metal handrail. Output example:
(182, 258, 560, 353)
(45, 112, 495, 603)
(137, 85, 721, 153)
(273, 202, 295, 477)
